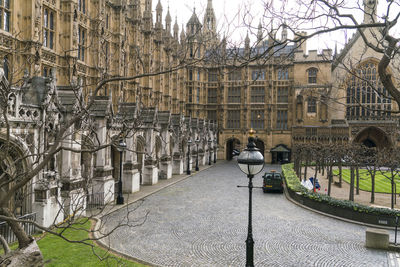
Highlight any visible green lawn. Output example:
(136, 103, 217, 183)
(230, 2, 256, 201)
(37, 219, 146, 267)
(333, 169, 400, 194)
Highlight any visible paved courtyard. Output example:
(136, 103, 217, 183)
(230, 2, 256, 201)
(102, 161, 395, 267)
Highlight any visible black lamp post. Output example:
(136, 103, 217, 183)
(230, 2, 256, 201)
(213, 141, 217, 164)
(187, 138, 192, 175)
(208, 139, 212, 165)
(195, 137, 200, 171)
(116, 139, 127, 205)
(237, 129, 264, 267)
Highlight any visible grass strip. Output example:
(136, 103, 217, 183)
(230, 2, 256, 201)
(37, 219, 146, 267)
(332, 169, 400, 194)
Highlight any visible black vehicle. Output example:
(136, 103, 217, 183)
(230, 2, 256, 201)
(262, 170, 284, 193)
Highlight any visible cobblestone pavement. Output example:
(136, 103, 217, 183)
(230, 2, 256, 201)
(102, 161, 393, 267)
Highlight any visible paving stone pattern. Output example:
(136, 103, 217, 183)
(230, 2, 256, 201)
(103, 161, 390, 267)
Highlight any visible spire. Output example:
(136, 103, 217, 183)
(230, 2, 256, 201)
(156, 0, 163, 28)
(165, 6, 172, 34)
(156, 0, 162, 11)
(180, 25, 186, 44)
(173, 16, 179, 40)
(203, 0, 216, 32)
(281, 20, 287, 42)
(334, 41, 338, 59)
(245, 32, 250, 56)
(257, 21, 263, 43)
(187, 6, 201, 36)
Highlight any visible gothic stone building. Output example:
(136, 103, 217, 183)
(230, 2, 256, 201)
(0, 0, 399, 226)
(0, 0, 218, 227)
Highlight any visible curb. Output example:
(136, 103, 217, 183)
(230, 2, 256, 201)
(91, 162, 219, 266)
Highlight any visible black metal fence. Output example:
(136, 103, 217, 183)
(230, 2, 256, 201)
(86, 192, 105, 210)
(0, 212, 37, 244)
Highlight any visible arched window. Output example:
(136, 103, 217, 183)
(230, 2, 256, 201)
(307, 68, 318, 84)
(346, 61, 391, 119)
(307, 97, 317, 113)
(0, 0, 10, 32)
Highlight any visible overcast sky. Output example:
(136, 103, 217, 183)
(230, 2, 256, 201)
(152, 0, 400, 52)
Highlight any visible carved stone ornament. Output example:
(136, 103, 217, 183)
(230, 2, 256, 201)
(35, 0, 42, 23)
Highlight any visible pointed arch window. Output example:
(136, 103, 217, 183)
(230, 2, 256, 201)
(307, 68, 318, 84)
(307, 97, 317, 113)
(78, 0, 86, 14)
(346, 62, 391, 119)
(43, 7, 55, 49)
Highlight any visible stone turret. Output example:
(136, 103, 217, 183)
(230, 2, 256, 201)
(257, 21, 263, 43)
(142, 0, 152, 32)
(281, 21, 288, 42)
(245, 32, 250, 56)
(186, 8, 202, 38)
(203, 0, 216, 34)
(363, 0, 378, 23)
(180, 25, 186, 44)
(165, 7, 172, 34)
(173, 17, 179, 40)
(155, 0, 163, 29)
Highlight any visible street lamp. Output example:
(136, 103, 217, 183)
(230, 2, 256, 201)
(116, 139, 127, 205)
(187, 138, 192, 175)
(208, 139, 212, 165)
(195, 137, 200, 171)
(237, 129, 264, 267)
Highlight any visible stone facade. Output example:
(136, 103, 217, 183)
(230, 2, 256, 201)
(0, 0, 218, 226)
(0, 0, 399, 226)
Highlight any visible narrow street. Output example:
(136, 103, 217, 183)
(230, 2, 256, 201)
(103, 161, 390, 266)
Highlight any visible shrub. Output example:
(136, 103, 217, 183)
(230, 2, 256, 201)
(282, 163, 400, 217)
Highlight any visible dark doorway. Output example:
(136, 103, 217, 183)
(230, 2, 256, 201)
(353, 126, 391, 149)
(270, 144, 291, 164)
(226, 138, 241, 160)
(363, 138, 376, 148)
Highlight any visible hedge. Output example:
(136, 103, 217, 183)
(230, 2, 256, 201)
(281, 163, 400, 217)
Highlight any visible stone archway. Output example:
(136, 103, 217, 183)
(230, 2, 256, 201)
(0, 139, 31, 216)
(353, 127, 391, 149)
(226, 138, 241, 160)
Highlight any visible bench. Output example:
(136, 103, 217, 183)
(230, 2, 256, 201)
(365, 228, 389, 249)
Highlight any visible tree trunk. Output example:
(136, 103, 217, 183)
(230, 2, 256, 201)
(304, 160, 308, 181)
(338, 162, 342, 187)
(392, 171, 395, 209)
(371, 170, 375, 203)
(0, 234, 10, 254)
(0, 240, 43, 267)
(0, 207, 32, 249)
(356, 166, 360, 195)
(328, 165, 332, 196)
(349, 166, 354, 201)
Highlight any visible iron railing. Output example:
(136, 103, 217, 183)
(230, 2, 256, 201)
(86, 192, 105, 210)
(0, 212, 37, 244)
